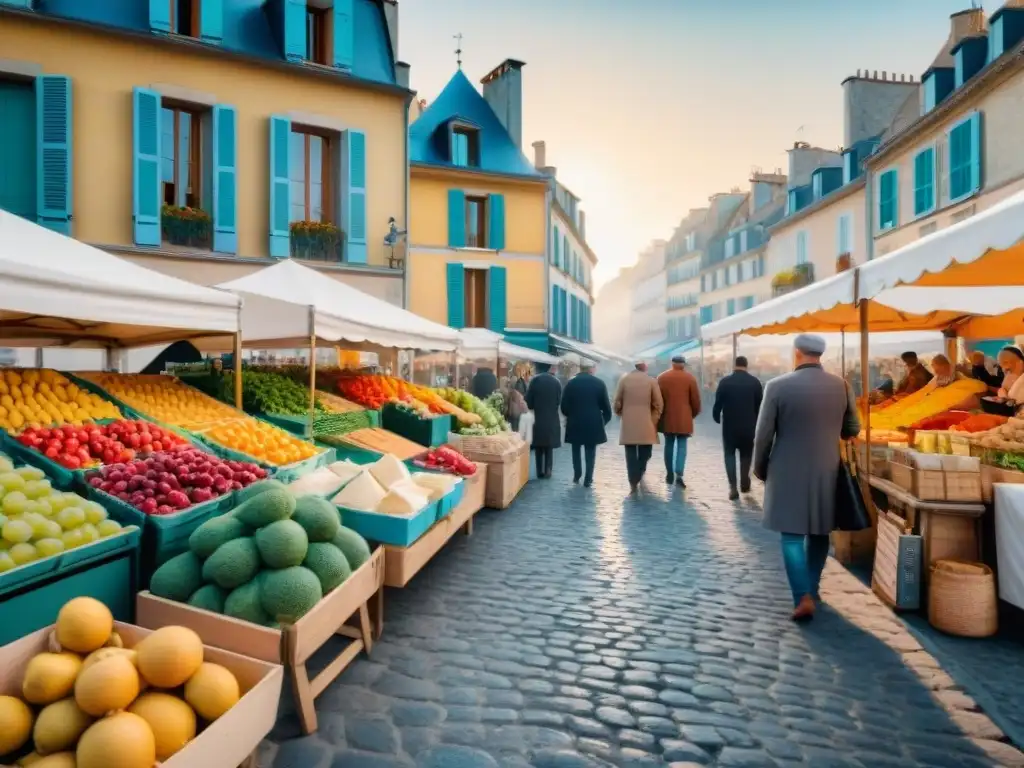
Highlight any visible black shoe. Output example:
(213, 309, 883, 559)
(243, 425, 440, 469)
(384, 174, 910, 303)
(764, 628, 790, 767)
(572, 476, 581, 485)
(675, 477, 686, 488)
(665, 472, 675, 484)
(740, 483, 751, 494)
(583, 480, 592, 488)
(729, 488, 739, 501)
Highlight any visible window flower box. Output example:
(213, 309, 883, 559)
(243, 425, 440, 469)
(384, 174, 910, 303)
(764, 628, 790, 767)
(291, 220, 344, 262)
(161, 205, 212, 248)
(836, 252, 852, 273)
(771, 262, 815, 296)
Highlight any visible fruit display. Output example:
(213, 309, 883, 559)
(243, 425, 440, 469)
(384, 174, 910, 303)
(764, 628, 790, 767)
(76, 374, 323, 467)
(867, 379, 988, 431)
(315, 391, 367, 414)
(16, 420, 190, 470)
(0, 370, 120, 434)
(857, 428, 908, 445)
(966, 416, 1024, 452)
(436, 388, 509, 435)
(0, 596, 243, 765)
(332, 374, 480, 425)
(907, 411, 972, 431)
(310, 410, 377, 439)
(85, 448, 267, 516)
(325, 428, 424, 460)
(148, 480, 372, 626)
(412, 445, 476, 477)
(949, 413, 1008, 433)
(200, 370, 327, 418)
(0, 454, 125, 572)
(332, 454, 456, 513)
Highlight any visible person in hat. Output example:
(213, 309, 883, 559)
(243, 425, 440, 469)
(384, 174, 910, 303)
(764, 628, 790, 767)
(656, 355, 702, 487)
(753, 333, 860, 621)
(561, 360, 612, 487)
(713, 355, 763, 500)
(614, 361, 664, 495)
(525, 362, 562, 479)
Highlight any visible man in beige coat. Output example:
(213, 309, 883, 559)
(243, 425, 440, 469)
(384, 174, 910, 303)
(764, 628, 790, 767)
(614, 362, 665, 495)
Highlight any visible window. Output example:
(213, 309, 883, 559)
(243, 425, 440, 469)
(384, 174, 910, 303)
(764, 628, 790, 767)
(172, 0, 197, 36)
(463, 268, 488, 328)
(837, 213, 852, 255)
(727, 263, 738, 285)
(756, 254, 764, 277)
(305, 5, 330, 65)
(913, 147, 936, 217)
(685, 232, 696, 251)
(843, 151, 856, 184)
(161, 106, 202, 208)
(949, 114, 981, 202)
(451, 127, 478, 168)
(739, 230, 748, 253)
(552, 225, 560, 266)
(289, 128, 331, 223)
(796, 231, 808, 265)
(878, 169, 898, 231)
(700, 275, 706, 292)
(465, 196, 487, 248)
(923, 74, 938, 113)
(0, 79, 37, 221)
(726, 298, 736, 316)
(724, 236, 735, 259)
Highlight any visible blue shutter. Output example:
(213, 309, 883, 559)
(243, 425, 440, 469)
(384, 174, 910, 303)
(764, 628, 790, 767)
(488, 193, 505, 250)
(487, 266, 507, 332)
(0, 0, 33, 7)
(553, 226, 560, 266)
(447, 189, 465, 247)
(283, 0, 306, 62)
(211, 105, 237, 254)
(558, 289, 566, 334)
(333, 0, 354, 69)
(550, 286, 557, 331)
(346, 130, 367, 263)
(969, 112, 983, 194)
(913, 148, 935, 216)
(563, 236, 569, 270)
(149, 0, 171, 33)
(569, 295, 577, 338)
(35, 75, 72, 236)
(199, 0, 223, 43)
(447, 263, 465, 329)
(268, 115, 291, 258)
(132, 87, 161, 246)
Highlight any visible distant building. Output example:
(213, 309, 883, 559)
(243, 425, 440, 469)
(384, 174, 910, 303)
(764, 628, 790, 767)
(593, 266, 634, 355)
(629, 240, 668, 356)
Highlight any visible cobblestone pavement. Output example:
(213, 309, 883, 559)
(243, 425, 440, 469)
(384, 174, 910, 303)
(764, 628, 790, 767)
(263, 422, 1024, 767)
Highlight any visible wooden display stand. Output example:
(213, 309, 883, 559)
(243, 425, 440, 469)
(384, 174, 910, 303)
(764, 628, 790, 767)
(0, 622, 283, 768)
(480, 443, 530, 509)
(382, 464, 486, 593)
(136, 547, 385, 735)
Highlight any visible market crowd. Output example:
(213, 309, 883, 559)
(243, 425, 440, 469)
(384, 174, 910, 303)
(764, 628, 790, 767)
(473, 338, 1024, 622)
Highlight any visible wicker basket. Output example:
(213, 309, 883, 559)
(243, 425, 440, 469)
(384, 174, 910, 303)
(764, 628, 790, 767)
(928, 560, 998, 638)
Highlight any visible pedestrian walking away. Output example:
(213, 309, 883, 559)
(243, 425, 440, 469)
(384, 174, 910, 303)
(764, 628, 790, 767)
(752, 334, 859, 621)
(526, 362, 562, 479)
(614, 361, 664, 495)
(656, 355, 701, 488)
(561, 361, 612, 487)
(713, 355, 763, 500)
(471, 366, 498, 399)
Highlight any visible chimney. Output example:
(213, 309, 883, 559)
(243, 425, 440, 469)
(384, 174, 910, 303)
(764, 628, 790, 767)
(578, 210, 586, 240)
(481, 59, 526, 150)
(395, 62, 410, 90)
(381, 0, 399, 64)
(532, 140, 546, 170)
(841, 68, 919, 147)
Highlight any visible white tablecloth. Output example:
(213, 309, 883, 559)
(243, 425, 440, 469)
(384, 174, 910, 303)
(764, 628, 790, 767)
(994, 484, 1024, 610)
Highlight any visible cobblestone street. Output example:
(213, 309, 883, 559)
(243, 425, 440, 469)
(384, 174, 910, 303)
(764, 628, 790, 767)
(264, 421, 1024, 767)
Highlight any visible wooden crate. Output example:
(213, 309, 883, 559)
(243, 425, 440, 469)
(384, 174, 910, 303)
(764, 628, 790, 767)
(482, 443, 529, 509)
(0, 621, 283, 768)
(890, 463, 945, 501)
(136, 547, 385, 735)
(944, 471, 983, 503)
(383, 464, 485, 590)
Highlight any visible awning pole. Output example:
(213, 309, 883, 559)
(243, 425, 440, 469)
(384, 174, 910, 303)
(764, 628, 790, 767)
(233, 331, 243, 409)
(858, 295, 872, 500)
(841, 329, 846, 379)
(731, 333, 737, 363)
(307, 305, 317, 440)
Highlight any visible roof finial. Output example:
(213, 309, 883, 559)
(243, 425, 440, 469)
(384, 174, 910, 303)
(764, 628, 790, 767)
(454, 32, 463, 70)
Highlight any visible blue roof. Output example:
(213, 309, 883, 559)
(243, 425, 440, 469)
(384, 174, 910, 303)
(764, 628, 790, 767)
(410, 70, 542, 177)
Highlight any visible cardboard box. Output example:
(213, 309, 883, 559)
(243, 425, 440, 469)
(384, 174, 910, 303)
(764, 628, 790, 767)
(0, 621, 283, 768)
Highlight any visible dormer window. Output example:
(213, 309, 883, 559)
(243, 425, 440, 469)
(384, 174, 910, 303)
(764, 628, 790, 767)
(450, 124, 479, 168)
(306, 5, 330, 65)
(173, 0, 196, 36)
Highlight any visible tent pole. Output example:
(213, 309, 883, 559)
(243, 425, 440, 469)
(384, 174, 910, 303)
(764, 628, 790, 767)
(841, 329, 846, 379)
(859, 299, 871, 497)
(731, 334, 737, 363)
(233, 332, 243, 409)
(307, 306, 317, 440)
(699, 340, 705, 390)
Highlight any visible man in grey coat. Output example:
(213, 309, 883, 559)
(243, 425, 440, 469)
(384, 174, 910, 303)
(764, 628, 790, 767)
(753, 334, 860, 621)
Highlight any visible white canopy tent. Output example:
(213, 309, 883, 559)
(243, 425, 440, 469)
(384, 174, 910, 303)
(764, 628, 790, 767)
(209, 260, 460, 352)
(0, 210, 240, 349)
(456, 329, 560, 365)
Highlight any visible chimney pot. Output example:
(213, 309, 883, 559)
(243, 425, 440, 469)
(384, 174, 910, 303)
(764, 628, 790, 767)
(882, 70, 887, 80)
(873, 70, 878, 78)
(532, 140, 546, 170)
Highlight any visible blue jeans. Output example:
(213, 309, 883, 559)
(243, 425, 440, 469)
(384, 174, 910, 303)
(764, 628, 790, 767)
(663, 433, 689, 475)
(781, 533, 831, 606)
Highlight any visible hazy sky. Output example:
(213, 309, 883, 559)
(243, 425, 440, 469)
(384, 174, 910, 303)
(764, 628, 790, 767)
(399, 0, 998, 287)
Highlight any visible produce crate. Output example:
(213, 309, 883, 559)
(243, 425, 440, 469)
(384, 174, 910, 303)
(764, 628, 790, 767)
(84, 484, 234, 587)
(338, 500, 439, 547)
(272, 446, 335, 485)
(890, 462, 946, 501)
(136, 546, 384, 736)
(62, 370, 150, 420)
(325, 444, 382, 465)
(482, 442, 530, 509)
(381, 404, 452, 447)
(0, 429, 83, 490)
(261, 409, 380, 439)
(0, 527, 141, 646)
(944, 471, 983, 503)
(0, 620, 284, 768)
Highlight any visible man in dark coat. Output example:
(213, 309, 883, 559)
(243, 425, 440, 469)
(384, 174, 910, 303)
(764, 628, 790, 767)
(713, 356, 763, 500)
(561, 362, 612, 487)
(471, 367, 498, 399)
(526, 362, 562, 478)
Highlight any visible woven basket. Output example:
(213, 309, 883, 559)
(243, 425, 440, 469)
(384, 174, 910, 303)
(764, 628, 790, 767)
(928, 559, 998, 637)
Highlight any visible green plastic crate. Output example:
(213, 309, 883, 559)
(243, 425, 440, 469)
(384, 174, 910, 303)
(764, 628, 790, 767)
(381, 405, 452, 448)
(0, 526, 141, 645)
(271, 447, 335, 486)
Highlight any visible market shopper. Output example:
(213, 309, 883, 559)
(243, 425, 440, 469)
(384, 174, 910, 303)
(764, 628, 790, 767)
(996, 346, 1024, 402)
(560, 362, 613, 487)
(471, 367, 498, 399)
(970, 351, 1004, 390)
(753, 334, 860, 622)
(712, 356, 763, 500)
(656, 356, 701, 487)
(614, 362, 664, 496)
(526, 362, 562, 479)
(893, 351, 933, 397)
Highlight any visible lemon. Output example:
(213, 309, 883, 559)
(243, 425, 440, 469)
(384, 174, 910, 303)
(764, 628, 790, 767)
(9, 542, 37, 565)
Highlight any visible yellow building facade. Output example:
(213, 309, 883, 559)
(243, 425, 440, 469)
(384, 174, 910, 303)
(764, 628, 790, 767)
(0, 1, 410, 303)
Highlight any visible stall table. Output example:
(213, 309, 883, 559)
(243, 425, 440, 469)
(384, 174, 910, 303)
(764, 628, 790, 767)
(869, 475, 985, 579)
